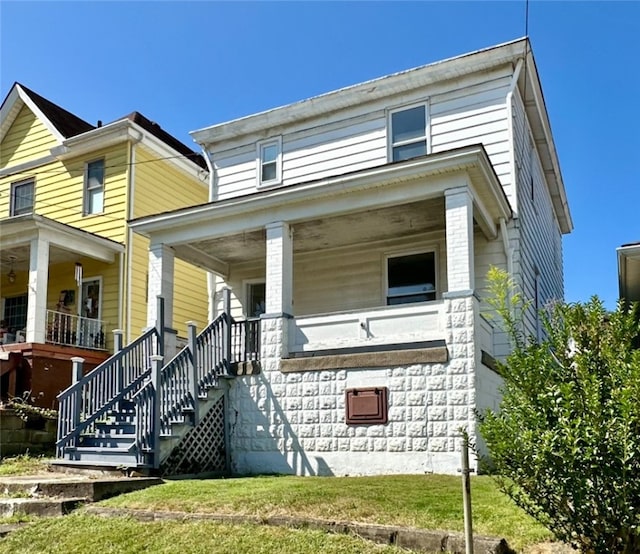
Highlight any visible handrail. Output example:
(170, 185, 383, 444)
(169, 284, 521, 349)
(56, 326, 160, 455)
(56, 371, 150, 448)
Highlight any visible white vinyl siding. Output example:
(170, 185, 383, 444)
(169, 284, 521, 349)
(210, 68, 513, 205)
(511, 89, 564, 338)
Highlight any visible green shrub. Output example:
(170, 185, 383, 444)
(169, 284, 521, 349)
(479, 268, 640, 552)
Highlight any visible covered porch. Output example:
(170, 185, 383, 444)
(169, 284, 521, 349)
(133, 145, 511, 362)
(0, 215, 124, 406)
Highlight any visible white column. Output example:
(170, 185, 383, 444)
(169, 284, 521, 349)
(265, 221, 293, 315)
(445, 187, 475, 293)
(26, 237, 49, 343)
(147, 243, 174, 329)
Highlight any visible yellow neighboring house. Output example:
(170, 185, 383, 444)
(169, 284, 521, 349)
(0, 83, 209, 407)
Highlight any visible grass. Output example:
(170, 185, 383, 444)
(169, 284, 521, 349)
(0, 453, 52, 476)
(0, 513, 409, 554)
(99, 474, 552, 549)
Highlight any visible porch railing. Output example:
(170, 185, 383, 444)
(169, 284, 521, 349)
(290, 301, 445, 352)
(133, 294, 260, 467)
(56, 325, 161, 455)
(56, 291, 261, 468)
(46, 309, 107, 350)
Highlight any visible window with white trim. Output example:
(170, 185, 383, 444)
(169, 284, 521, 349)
(257, 137, 282, 186)
(10, 179, 34, 216)
(84, 159, 104, 214)
(386, 251, 436, 305)
(389, 104, 428, 162)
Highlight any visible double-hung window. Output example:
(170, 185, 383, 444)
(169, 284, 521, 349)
(84, 159, 105, 215)
(257, 137, 282, 187)
(10, 179, 34, 216)
(386, 251, 436, 305)
(389, 104, 428, 162)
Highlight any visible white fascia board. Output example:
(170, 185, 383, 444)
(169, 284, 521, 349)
(133, 145, 511, 245)
(51, 120, 141, 159)
(192, 38, 528, 146)
(14, 84, 66, 143)
(523, 53, 573, 235)
(0, 86, 24, 143)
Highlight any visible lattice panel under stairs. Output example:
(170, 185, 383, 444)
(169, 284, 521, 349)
(161, 396, 227, 477)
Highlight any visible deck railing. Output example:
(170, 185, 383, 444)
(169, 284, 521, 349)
(56, 326, 161, 455)
(46, 309, 107, 350)
(56, 292, 262, 468)
(133, 290, 261, 467)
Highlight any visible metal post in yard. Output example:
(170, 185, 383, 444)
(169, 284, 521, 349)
(150, 355, 163, 469)
(187, 321, 199, 426)
(461, 432, 474, 554)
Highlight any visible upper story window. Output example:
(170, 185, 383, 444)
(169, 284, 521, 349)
(10, 179, 34, 216)
(389, 104, 428, 162)
(257, 137, 282, 187)
(386, 251, 436, 305)
(84, 159, 105, 215)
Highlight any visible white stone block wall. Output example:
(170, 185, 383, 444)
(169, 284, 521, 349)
(227, 294, 479, 476)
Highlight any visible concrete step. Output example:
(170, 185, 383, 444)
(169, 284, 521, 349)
(0, 497, 86, 517)
(0, 473, 161, 501)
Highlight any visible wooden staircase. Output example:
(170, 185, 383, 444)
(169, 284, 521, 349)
(54, 293, 260, 474)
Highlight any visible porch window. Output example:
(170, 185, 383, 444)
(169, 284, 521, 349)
(84, 159, 105, 215)
(257, 137, 282, 186)
(10, 179, 34, 216)
(386, 251, 436, 305)
(389, 104, 428, 162)
(246, 281, 266, 318)
(2, 294, 28, 333)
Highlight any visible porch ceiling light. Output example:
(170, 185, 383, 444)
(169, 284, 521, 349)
(7, 256, 16, 283)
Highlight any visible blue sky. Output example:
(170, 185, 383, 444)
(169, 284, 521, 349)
(1, 1, 638, 308)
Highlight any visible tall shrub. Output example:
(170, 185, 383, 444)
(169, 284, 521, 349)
(479, 268, 640, 552)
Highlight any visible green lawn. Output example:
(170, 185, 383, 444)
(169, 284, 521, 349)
(99, 474, 552, 549)
(0, 465, 555, 552)
(0, 514, 408, 554)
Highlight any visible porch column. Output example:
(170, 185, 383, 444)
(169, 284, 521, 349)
(26, 237, 49, 343)
(444, 187, 475, 293)
(147, 243, 174, 329)
(265, 221, 293, 315)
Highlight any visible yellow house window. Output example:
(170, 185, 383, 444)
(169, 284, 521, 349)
(10, 179, 34, 216)
(84, 159, 104, 215)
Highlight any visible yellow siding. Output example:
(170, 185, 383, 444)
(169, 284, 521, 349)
(35, 144, 129, 242)
(0, 105, 58, 168)
(130, 146, 209, 337)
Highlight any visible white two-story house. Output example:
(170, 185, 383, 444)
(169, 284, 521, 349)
(57, 38, 572, 476)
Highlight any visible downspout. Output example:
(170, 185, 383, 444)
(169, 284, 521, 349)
(499, 218, 513, 277)
(505, 58, 524, 282)
(126, 130, 143, 342)
(200, 145, 217, 322)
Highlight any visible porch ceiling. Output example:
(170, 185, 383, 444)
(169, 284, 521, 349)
(176, 198, 446, 267)
(133, 145, 512, 274)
